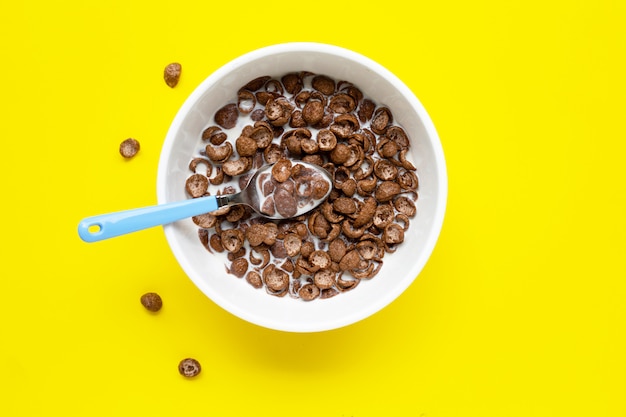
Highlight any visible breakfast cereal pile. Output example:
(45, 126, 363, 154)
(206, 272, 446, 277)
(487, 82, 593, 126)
(185, 72, 418, 300)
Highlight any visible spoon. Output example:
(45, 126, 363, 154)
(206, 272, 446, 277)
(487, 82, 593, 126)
(78, 162, 333, 243)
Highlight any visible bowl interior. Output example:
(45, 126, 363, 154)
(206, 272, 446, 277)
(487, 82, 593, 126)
(157, 43, 447, 332)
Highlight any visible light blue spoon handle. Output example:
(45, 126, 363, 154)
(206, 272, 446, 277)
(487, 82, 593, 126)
(78, 196, 219, 243)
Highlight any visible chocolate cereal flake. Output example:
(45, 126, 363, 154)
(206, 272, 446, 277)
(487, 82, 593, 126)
(164, 62, 182, 88)
(119, 138, 140, 159)
(299, 283, 320, 301)
(214, 103, 239, 129)
(178, 358, 201, 378)
(140, 292, 162, 312)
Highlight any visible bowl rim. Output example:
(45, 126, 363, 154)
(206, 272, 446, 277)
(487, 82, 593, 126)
(156, 42, 448, 332)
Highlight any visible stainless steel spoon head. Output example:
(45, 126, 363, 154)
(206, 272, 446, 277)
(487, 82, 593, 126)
(216, 161, 333, 220)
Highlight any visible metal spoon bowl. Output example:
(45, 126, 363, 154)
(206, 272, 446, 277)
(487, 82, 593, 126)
(78, 162, 332, 243)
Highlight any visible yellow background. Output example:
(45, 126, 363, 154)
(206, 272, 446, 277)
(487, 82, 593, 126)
(1, 1, 625, 416)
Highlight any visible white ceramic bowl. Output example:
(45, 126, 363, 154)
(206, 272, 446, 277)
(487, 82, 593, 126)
(157, 43, 447, 332)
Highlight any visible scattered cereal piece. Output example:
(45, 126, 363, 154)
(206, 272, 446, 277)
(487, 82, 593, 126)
(119, 138, 140, 159)
(164, 62, 182, 88)
(178, 358, 201, 377)
(140, 292, 162, 312)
